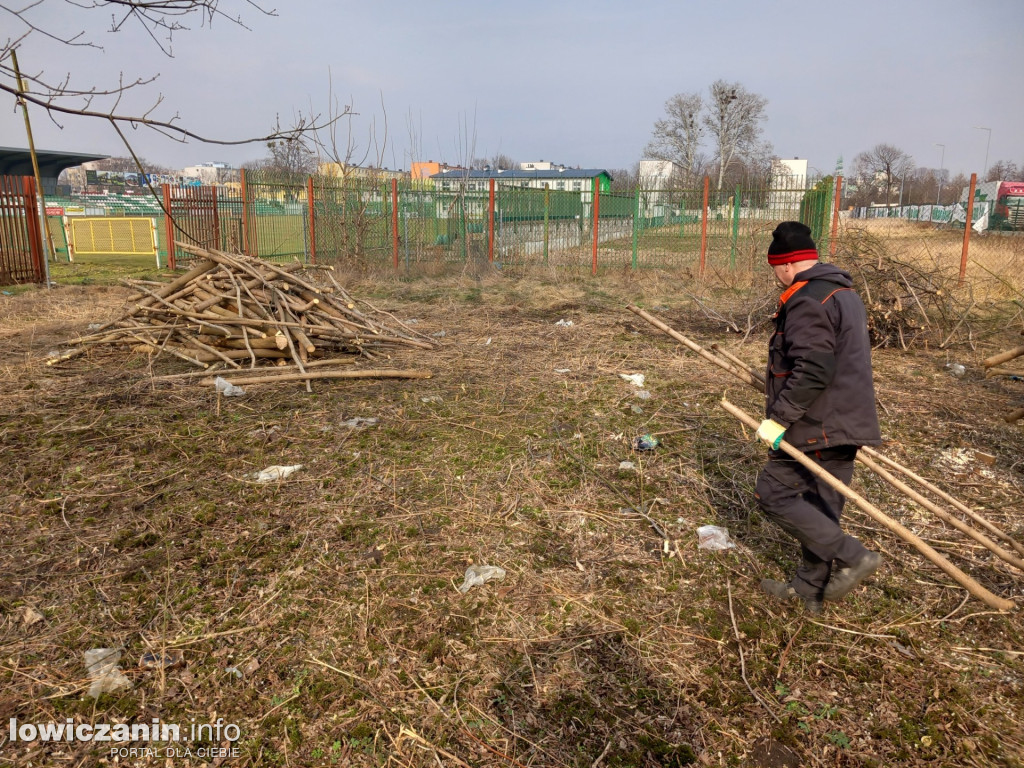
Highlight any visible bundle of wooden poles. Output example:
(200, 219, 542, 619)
(983, 341, 1024, 423)
(627, 304, 1021, 612)
(49, 244, 436, 388)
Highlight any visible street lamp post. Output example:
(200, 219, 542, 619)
(934, 143, 945, 205)
(973, 126, 991, 180)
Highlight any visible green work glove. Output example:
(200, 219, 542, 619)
(756, 419, 786, 450)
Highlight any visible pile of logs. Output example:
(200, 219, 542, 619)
(984, 340, 1024, 423)
(49, 244, 436, 387)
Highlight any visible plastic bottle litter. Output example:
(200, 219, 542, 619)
(214, 377, 246, 397)
(458, 565, 506, 593)
(253, 464, 303, 483)
(631, 434, 659, 451)
(619, 373, 645, 387)
(697, 525, 736, 551)
(84, 648, 132, 698)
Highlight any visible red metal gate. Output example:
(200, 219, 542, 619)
(163, 184, 221, 269)
(0, 175, 45, 285)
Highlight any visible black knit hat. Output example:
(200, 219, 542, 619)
(767, 221, 819, 266)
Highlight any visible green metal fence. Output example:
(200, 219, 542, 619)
(44, 173, 844, 276)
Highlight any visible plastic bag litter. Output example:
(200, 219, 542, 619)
(619, 373, 645, 387)
(697, 525, 736, 551)
(555, 319, 574, 327)
(253, 464, 303, 483)
(84, 648, 132, 698)
(342, 417, 379, 429)
(458, 565, 506, 593)
(635, 389, 652, 400)
(945, 363, 966, 378)
(214, 377, 246, 397)
(618, 461, 636, 471)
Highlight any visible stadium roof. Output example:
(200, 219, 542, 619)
(0, 146, 108, 179)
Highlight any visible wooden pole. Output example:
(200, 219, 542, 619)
(856, 452, 1024, 572)
(626, 305, 760, 388)
(199, 369, 432, 387)
(983, 345, 1024, 368)
(632, 306, 1024, 560)
(720, 398, 1014, 611)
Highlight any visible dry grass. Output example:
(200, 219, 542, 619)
(841, 219, 1024, 297)
(1, 265, 1023, 768)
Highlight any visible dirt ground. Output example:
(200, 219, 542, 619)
(1, 268, 1023, 768)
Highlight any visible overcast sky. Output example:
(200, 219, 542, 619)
(3, 0, 1022, 179)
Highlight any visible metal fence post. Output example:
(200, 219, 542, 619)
(591, 178, 600, 276)
(960, 173, 977, 285)
(162, 183, 176, 269)
(829, 175, 843, 257)
(631, 187, 639, 270)
(700, 176, 709, 277)
(488, 178, 496, 264)
(543, 184, 550, 265)
(307, 176, 317, 264)
(391, 179, 400, 271)
(730, 184, 740, 270)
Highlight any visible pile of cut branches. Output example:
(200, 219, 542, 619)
(837, 242, 972, 350)
(47, 244, 436, 378)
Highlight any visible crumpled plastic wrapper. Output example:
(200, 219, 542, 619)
(214, 377, 246, 397)
(253, 464, 303, 483)
(697, 525, 736, 551)
(84, 648, 132, 698)
(458, 565, 506, 593)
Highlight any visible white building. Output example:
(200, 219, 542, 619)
(182, 162, 239, 185)
(769, 158, 809, 213)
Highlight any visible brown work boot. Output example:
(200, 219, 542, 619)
(823, 551, 882, 601)
(760, 579, 823, 615)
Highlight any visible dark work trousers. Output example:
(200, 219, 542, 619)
(754, 445, 869, 599)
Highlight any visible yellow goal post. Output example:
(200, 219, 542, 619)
(68, 217, 159, 264)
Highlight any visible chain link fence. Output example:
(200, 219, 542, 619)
(37, 171, 1023, 302)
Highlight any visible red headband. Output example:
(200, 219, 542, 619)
(767, 248, 818, 266)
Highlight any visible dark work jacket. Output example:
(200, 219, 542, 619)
(766, 262, 882, 451)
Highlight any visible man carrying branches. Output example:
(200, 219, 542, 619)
(754, 222, 883, 614)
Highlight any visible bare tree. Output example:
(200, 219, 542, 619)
(470, 153, 516, 170)
(644, 91, 704, 181)
(245, 115, 320, 178)
(88, 155, 169, 173)
(1, 2, 340, 166)
(986, 160, 1020, 182)
(852, 144, 914, 207)
(608, 163, 639, 192)
(704, 80, 770, 196)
